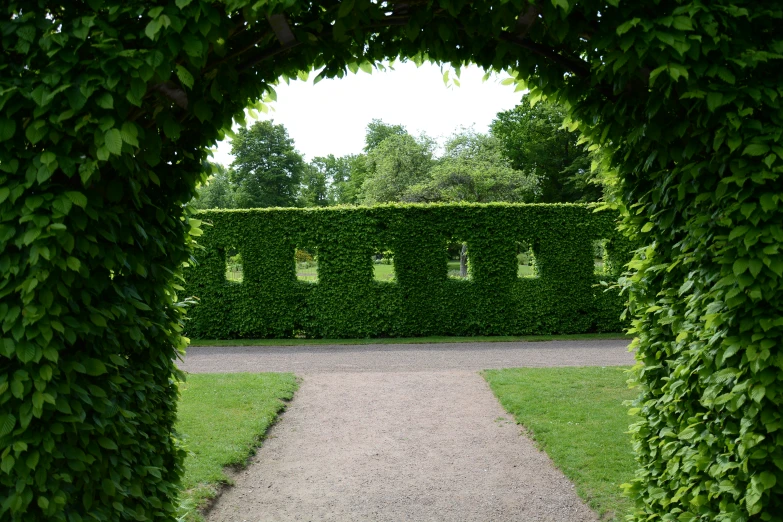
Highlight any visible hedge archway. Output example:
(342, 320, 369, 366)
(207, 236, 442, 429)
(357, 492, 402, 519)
(1, 1, 781, 520)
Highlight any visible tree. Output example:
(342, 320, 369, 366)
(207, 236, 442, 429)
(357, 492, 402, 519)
(363, 119, 408, 153)
(491, 101, 601, 203)
(230, 121, 305, 208)
(406, 129, 539, 203)
(358, 133, 434, 204)
(307, 154, 355, 205)
(192, 163, 236, 209)
(297, 163, 329, 207)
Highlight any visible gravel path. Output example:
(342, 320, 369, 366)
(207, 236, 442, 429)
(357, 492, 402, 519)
(180, 339, 633, 373)
(183, 340, 633, 522)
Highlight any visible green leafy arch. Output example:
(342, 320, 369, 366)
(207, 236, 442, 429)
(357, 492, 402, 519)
(2, 1, 781, 520)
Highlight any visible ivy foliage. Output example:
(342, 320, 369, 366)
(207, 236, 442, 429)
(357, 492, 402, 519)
(184, 204, 628, 339)
(2, 0, 782, 519)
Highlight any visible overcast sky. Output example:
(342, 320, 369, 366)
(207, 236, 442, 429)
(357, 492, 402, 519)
(210, 61, 525, 165)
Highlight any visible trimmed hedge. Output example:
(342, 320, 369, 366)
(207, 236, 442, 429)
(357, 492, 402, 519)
(184, 203, 631, 339)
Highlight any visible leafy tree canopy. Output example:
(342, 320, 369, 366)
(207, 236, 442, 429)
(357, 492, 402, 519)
(230, 120, 306, 208)
(491, 100, 602, 203)
(407, 129, 539, 203)
(297, 162, 329, 207)
(309, 154, 355, 205)
(192, 163, 236, 209)
(363, 119, 408, 153)
(358, 132, 435, 204)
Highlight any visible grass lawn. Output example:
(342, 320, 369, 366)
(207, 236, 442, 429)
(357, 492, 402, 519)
(189, 332, 630, 347)
(177, 373, 298, 521)
(483, 367, 638, 521)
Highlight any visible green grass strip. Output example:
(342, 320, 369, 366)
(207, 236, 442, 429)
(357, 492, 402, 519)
(483, 367, 637, 521)
(190, 332, 629, 347)
(176, 373, 298, 520)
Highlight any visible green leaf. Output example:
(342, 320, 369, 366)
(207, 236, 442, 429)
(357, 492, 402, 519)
(175, 0, 193, 8)
(98, 437, 118, 450)
(0, 455, 14, 474)
(23, 228, 41, 245)
(0, 118, 16, 142)
(733, 258, 749, 275)
(648, 65, 667, 86)
(617, 18, 641, 36)
(25, 451, 39, 470)
(176, 65, 194, 89)
(145, 18, 163, 40)
(90, 314, 107, 328)
(96, 93, 113, 109)
(84, 358, 107, 376)
(25, 121, 47, 144)
(0, 414, 15, 437)
(163, 118, 181, 140)
(672, 16, 693, 31)
(66, 256, 81, 271)
(65, 191, 88, 208)
(742, 143, 770, 156)
(748, 259, 762, 277)
(717, 67, 736, 85)
(96, 146, 110, 161)
(104, 128, 123, 155)
(551, 0, 569, 11)
(678, 279, 694, 295)
(729, 226, 748, 241)
(759, 471, 776, 490)
(16, 342, 35, 363)
(706, 92, 723, 111)
(120, 122, 139, 147)
(759, 193, 777, 212)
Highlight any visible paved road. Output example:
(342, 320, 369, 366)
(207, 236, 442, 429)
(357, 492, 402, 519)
(180, 339, 634, 374)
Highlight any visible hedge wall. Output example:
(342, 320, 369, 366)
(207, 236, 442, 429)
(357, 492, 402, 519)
(184, 203, 631, 339)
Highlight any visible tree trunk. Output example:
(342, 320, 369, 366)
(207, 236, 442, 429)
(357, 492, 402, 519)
(459, 243, 468, 278)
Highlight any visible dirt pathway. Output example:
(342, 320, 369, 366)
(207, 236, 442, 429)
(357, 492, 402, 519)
(206, 371, 599, 522)
(185, 340, 632, 521)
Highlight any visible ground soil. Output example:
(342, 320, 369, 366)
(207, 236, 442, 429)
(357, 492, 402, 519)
(180, 340, 633, 521)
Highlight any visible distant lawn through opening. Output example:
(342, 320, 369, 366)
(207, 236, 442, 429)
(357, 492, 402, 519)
(227, 260, 537, 282)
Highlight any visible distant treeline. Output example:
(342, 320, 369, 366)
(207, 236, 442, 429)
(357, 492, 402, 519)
(192, 98, 607, 210)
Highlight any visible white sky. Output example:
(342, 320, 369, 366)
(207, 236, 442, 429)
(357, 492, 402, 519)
(210, 61, 525, 165)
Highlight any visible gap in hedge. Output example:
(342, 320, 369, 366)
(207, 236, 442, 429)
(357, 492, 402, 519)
(516, 241, 538, 279)
(593, 239, 607, 276)
(295, 246, 318, 283)
(372, 249, 396, 282)
(446, 241, 471, 280)
(225, 247, 243, 283)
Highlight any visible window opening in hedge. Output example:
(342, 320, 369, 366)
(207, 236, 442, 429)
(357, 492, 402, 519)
(225, 248, 243, 283)
(447, 241, 470, 280)
(593, 239, 607, 276)
(295, 247, 318, 282)
(516, 241, 538, 279)
(372, 250, 395, 282)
